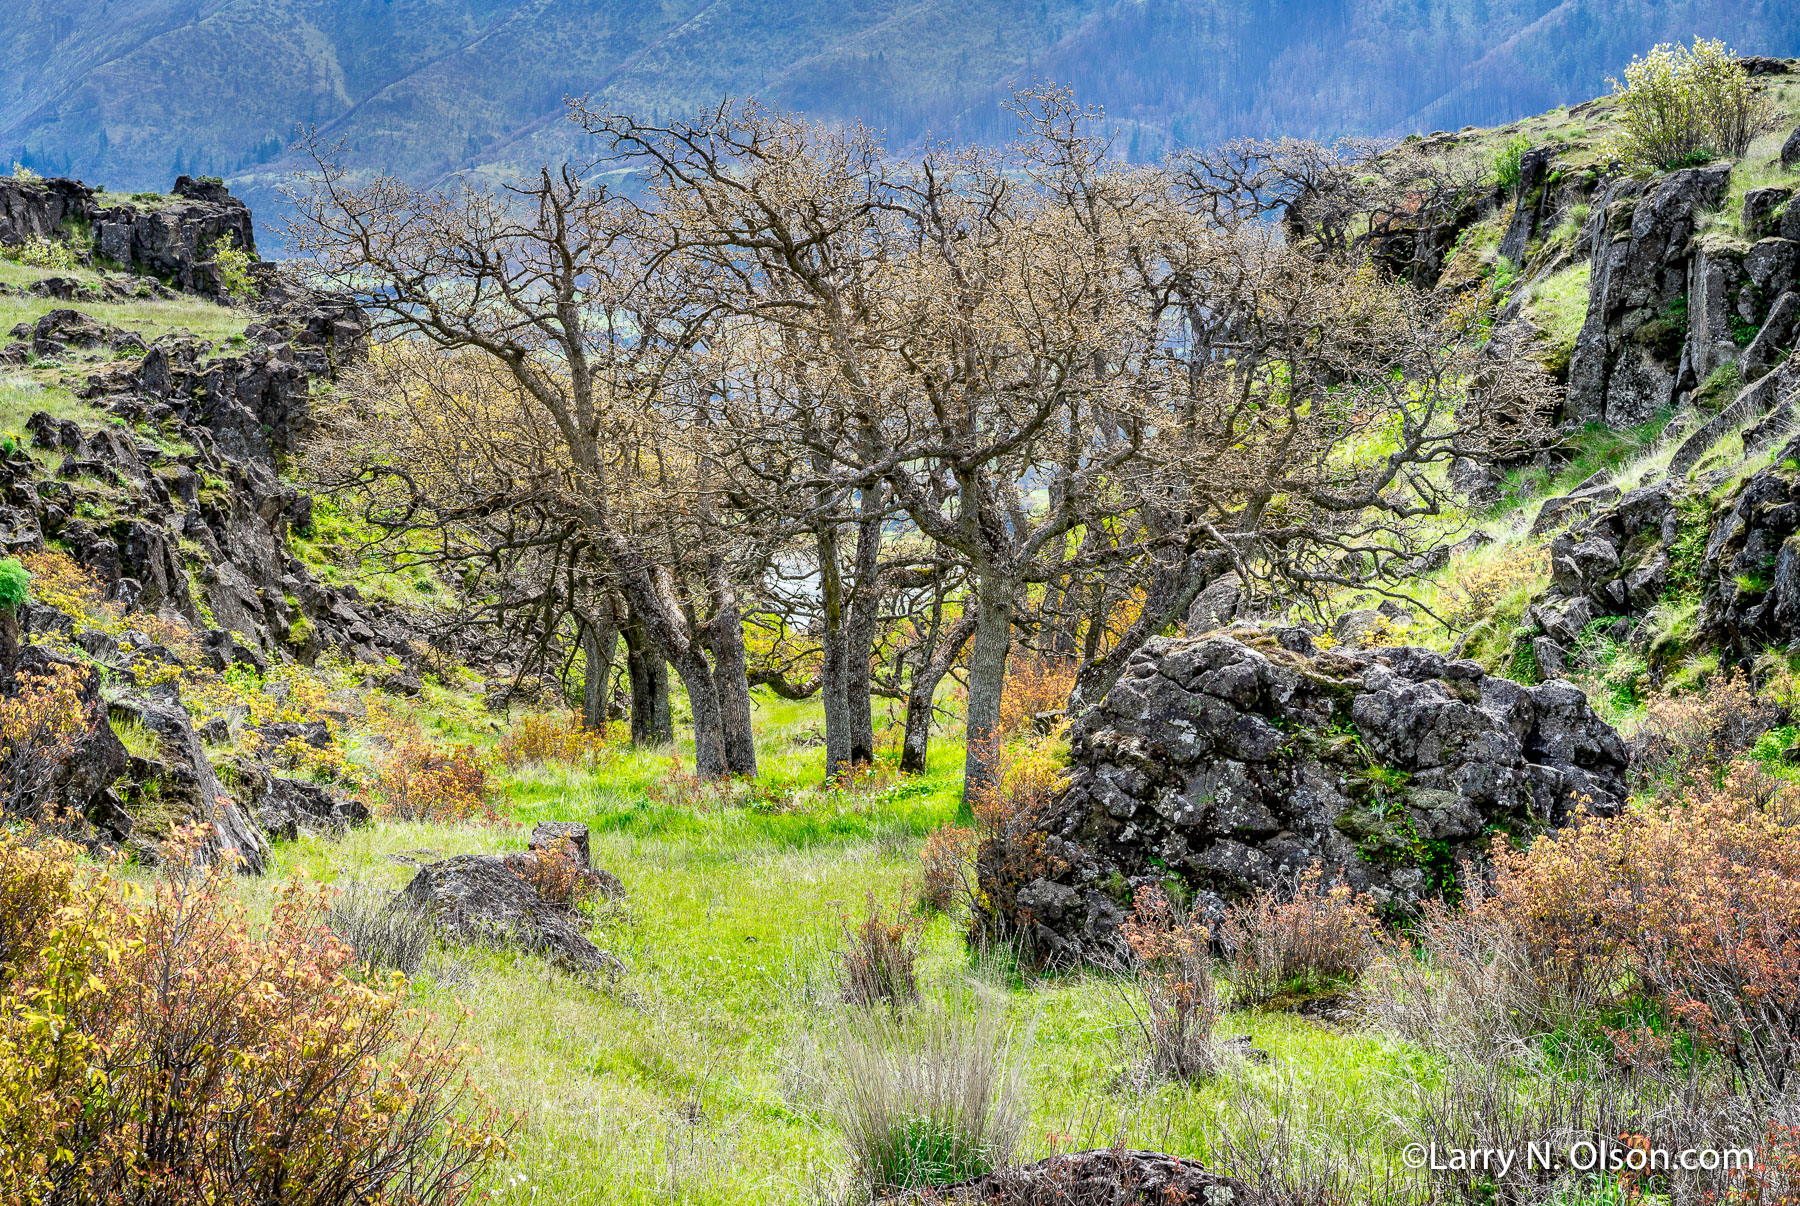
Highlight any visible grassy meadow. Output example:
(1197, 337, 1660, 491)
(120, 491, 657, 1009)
(243, 694, 1448, 1206)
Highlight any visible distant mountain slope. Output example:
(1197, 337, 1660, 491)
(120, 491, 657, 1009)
(6, 0, 1799, 240)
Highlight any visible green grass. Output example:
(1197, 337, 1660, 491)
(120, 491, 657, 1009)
(1489, 414, 1672, 520)
(240, 693, 1448, 1205)
(0, 289, 250, 346)
(0, 371, 94, 437)
(1521, 261, 1591, 376)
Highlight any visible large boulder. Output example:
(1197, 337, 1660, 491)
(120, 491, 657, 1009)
(1782, 122, 1800, 172)
(878, 1149, 1247, 1205)
(223, 757, 368, 842)
(982, 632, 1627, 964)
(399, 851, 623, 975)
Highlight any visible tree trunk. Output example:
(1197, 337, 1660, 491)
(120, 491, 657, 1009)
(899, 614, 975, 775)
(843, 488, 885, 764)
(578, 603, 619, 731)
(669, 646, 731, 779)
(815, 524, 853, 780)
(621, 615, 674, 746)
(962, 574, 1018, 800)
(706, 580, 758, 779)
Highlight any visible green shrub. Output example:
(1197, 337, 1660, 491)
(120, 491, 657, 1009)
(1493, 133, 1532, 195)
(1608, 38, 1772, 169)
(14, 236, 77, 271)
(0, 557, 28, 611)
(210, 236, 257, 299)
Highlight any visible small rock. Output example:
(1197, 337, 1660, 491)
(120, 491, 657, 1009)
(399, 854, 624, 976)
(876, 1149, 1247, 1206)
(530, 821, 592, 868)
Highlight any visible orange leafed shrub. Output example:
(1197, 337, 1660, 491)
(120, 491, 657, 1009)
(1218, 862, 1379, 1008)
(1120, 884, 1220, 1079)
(1448, 766, 1800, 1094)
(968, 736, 1073, 962)
(836, 893, 922, 1007)
(494, 712, 610, 769)
(514, 838, 600, 910)
(0, 661, 90, 821)
(1441, 544, 1548, 627)
(917, 825, 975, 915)
(995, 656, 1078, 739)
(0, 826, 511, 1206)
(1629, 672, 1778, 791)
(376, 739, 493, 822)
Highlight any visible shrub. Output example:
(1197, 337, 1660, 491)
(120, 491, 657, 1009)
(0, 662, 90, 821)
(917, 824, 975, 915)
(1116, 885, 1220, 1080)
(0, 828, 511, 1205)
(1217, 863, 1378, 1009)
(14, 236, 77, 271)
(19, 550, 103, 620)
(1609, 39, 1772, 169)
(1493, 133, 1532, 195)
(1595, 767, 1800, 1097)
(375, 739, 493, 822)
(1379, 769, 1800, 1098)
(1628, 671, 1777, 793)
(995, 655, 1078, 738)
(208, 236, 257, 299)
(0, 557, 27, 611)
(828, 990, 1027, 1194)
(493, 711, 609, 769)
(967, 735, 1072, 961)
(837, 892, 922, 1007)
(513, 837, 600, 911)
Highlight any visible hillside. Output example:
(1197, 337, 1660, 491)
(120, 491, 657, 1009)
(6, 51, 1800, 1206)
(6, 0, 1800, 242)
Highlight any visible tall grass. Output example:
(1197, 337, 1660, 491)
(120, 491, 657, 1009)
(828, 988, 1030, 1194)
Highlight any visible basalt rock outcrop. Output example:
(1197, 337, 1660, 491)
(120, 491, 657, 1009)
(108, 685, 269, 872)
(1701, 419, 1800, 658)
(984, 632, 1628, 964)
(1567, 164, 1733, 427)
(1522, 480, 1683, 676)
(0, 174, 258, 298)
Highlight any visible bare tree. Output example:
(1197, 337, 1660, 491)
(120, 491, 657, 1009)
(285, 155, 761, 777)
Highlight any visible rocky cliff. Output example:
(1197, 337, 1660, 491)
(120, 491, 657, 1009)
(0, 173, 255, 296)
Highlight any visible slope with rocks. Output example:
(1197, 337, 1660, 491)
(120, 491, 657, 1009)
(0, 175, 459, 867)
